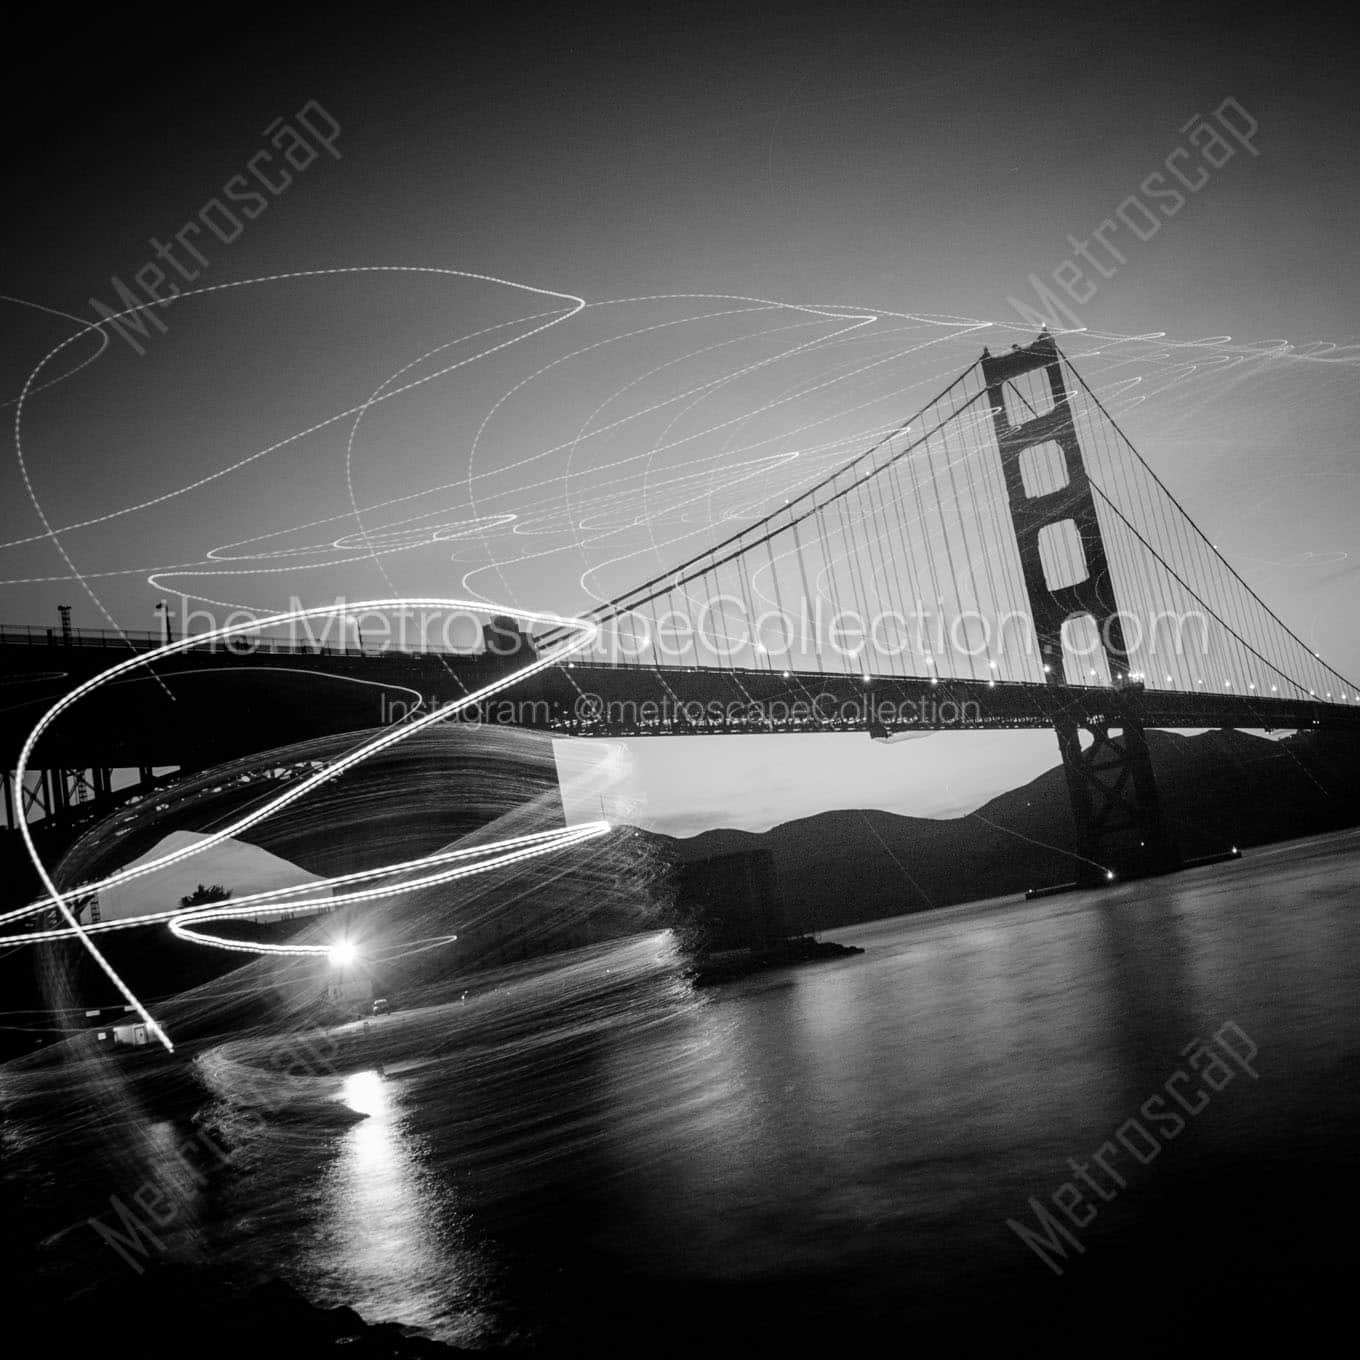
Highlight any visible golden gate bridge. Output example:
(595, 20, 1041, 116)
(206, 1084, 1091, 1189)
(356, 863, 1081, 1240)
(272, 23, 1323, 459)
(5, 332, 1358, 893)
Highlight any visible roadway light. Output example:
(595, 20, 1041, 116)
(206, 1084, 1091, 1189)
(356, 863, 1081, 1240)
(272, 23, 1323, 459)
(329, 940, 359, 967)
(1104, 870, 1115, 881)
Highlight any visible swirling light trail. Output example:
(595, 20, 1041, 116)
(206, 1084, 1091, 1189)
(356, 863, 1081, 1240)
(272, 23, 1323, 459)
(167, 822, 607, 955)
(9, 599, 606, 1052)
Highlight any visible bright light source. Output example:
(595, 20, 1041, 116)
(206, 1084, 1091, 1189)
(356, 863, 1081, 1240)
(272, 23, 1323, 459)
(329, 940, 359, 967)
(1105, 870, 1115, 881)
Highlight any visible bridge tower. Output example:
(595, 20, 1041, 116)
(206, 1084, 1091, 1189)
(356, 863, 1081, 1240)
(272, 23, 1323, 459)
(981, 334, 1176, 882)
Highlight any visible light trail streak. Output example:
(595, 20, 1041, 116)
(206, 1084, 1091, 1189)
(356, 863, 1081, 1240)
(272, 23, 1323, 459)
(2, 824, 610, 943)
(7, 600, 606, 1052)
(167, 822, 606, 954)
(5, 267, 586, 552)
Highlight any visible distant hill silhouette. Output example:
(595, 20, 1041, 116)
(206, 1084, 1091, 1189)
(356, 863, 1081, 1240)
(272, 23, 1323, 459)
(654, 729, 1360, 932)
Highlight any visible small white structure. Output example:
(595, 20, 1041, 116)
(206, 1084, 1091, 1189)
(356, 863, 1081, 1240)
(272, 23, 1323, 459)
(90, 1007, 154, 1048)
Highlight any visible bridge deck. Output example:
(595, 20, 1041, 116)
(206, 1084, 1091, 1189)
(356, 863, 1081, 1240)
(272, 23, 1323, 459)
(5, 635, 1357, 770)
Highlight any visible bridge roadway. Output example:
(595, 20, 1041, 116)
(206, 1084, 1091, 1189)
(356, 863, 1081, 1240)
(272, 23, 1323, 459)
(5, 629, 1357, 772)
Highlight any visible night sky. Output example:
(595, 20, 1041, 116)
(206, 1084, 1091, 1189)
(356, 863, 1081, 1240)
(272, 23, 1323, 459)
(5, 2, 1358, 831)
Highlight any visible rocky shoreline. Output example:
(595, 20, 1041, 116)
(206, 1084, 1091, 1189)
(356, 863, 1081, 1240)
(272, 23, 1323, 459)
(25, 1265, 468, 1358)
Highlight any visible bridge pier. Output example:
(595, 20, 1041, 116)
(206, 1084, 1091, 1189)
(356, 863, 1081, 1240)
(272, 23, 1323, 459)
(1054, 716, 1178, 883)
(982, 334, 1178, 882)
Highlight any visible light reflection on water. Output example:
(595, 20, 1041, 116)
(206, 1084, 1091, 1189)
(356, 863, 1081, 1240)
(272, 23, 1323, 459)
(332, 1070, 417, 1254)
(303, 1069, 500, 1346)
(340, 1070, 387, 1119)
